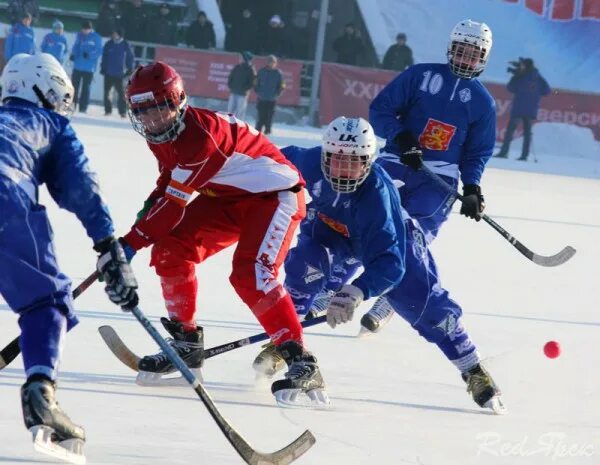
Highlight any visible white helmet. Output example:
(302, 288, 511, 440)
(447, 19, 492, 79)
(1, 53, 74, 116)
(321, 116, 377, 193)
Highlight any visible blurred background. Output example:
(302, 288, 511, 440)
(1, 0, 599, 164)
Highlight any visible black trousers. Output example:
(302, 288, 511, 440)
(72, 69, 93, 113)
(499, 116, 533, 159)
(103, 75, 126, 116)
(255, 100, 276, 134)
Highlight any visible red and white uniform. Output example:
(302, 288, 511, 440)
(123, 108, 305, 343)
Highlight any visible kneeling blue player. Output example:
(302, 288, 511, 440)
(253, 117, 504, 413)
(0, 53, 138, 463)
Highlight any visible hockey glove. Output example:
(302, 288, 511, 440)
(460, 184, 485, 221)
(394, 131, 423, 171)
(326, 284, 364, 329)
(95, 236, 139, 310)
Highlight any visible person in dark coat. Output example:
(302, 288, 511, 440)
(332, 22, 365, 66)
(225, 8, 259, 53)
(146, 3, 177, 46)
(227, 51, 256, 120)
(120, 0, 148, 43)
(495, 58, 550, 161)
(382, 33, 414, 71)
(185, 11, 216, 49)
(100, 28, 134, 117)
(255, 55, 285, 135)
(260, 15, 292, 59)
(96, 0, 121, 38)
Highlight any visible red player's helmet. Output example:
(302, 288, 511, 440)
(125, 61, 187, 143)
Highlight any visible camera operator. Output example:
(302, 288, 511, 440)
(495, 58, 550, 161)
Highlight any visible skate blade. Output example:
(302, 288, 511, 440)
(31, 425, 86, 465)
(483, 395, 507, 415)
(274, 388, 331, 409)
(136, 368, 203, 387)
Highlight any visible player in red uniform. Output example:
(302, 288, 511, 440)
(120, 62, 328, 406)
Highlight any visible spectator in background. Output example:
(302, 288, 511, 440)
(227, 51, 256, 120)
(382, 33, 413, 72)
(495, 58, 550, 161)
(4, 12, 35, 61)
(120, 0, 148, 43)
(225, 8, 258, 54)
(185, 11, 216, 49)
(146, 3, 177, 46)
(332, 22, 365, 66)
(97, 0, 122, 38)
(41, 20, 68, 64)
(70, 21, 102, 113)
(255, 55, 285, 135)
(100, 28, 134, 117)
(261, 15, 291, 58)
(7, 0, 39, 25)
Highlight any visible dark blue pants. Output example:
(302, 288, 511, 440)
(0, 177, 77, 380)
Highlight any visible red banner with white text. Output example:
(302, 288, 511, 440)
(319, 63, 600, 141)
(154, 47, 303, 106)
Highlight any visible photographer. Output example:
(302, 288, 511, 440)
(496, 58, 550, 161)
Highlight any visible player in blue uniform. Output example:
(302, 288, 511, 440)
(315, 20, 497, 334)
(0, 53, 138, 462)
(252, 117, 504, 413)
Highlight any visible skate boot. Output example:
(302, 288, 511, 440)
(304, 290, 335, 320)
(137, 317, 204, 386)
(271, 340, 330, 408)
(252, 341, 286, 378)
(359, 296, 394, 335)
(21, 376, 86, 464)
(462, 363, 506, 414)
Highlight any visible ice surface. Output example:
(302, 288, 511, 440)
(1, 107, 599, 465)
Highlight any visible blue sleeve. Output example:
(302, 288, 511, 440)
(45, 122, 115, 244)
(369, 67, 416, 143)
(351, 182, 405, 299)
(72, 36, 80, 59)
(4, 32, 13, 60)
(460, 98, 496, 186)
(540, 76, 550, 96)
(100, 43, 107, 73)
(41, 34, 49, 53)
(93, 35, 103, 61)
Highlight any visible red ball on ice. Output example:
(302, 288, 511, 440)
(543, 341, 561, 359)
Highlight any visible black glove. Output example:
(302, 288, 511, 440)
(460, 184, 485, 221)
(69, 54, 74, 61)
(82, 51, 89, 59)
(394, 131, 423, 171)
(94, 237, 139, 310)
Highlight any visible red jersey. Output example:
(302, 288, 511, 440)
(123, 107, 303, 250)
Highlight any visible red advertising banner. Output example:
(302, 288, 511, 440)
(319, 63, 396, 125)
(319, 62, 600, 141)
(154, 47, 303, 106)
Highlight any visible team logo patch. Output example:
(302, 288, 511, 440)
(303, 265, 325, 284)
(318, 212, 350, 237)
(7, 80, 19, 94)
(434, 313, 457, 336)
(418, 118, 457, 151)
(459, 88, 471, 103)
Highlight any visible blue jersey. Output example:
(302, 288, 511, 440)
(282, 145, 406, 299)
(0, 99, 114, 243)
(369, 63, 496, 186)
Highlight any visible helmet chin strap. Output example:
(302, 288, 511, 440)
(32, 85, 55, 111)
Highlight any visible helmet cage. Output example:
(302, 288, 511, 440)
(321, 150, 373, 193)
(127, 91, 187, 144)
(447, 41, 488, 79)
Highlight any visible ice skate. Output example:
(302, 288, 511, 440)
(359, 296, 394, 336)
(252, 341, 286, 379)
(462, 363, 506, 414)
(303, 290, 335, 320)
(21, 377, 86, 464)
(271, 340, 330, 409)
(136, 317, 204, 386)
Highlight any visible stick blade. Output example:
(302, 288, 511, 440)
(243, 430, 316, 465)
(531, 245, 576, 267)
(97, 325, 141, 371)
